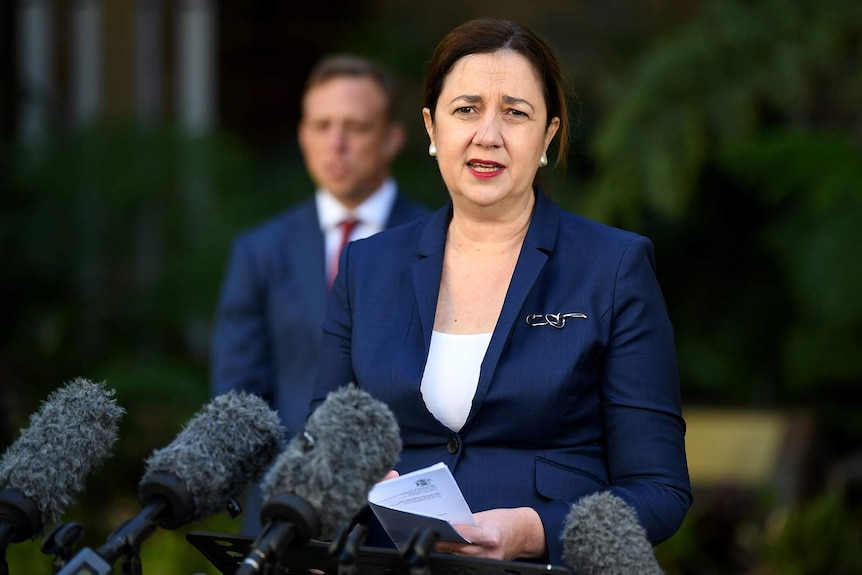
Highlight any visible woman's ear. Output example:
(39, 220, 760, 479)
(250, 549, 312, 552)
(422, 107, 435, 146)
(545, 116, 560, 149)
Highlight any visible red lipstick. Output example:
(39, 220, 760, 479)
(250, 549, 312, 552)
(466, 159, 504, 179)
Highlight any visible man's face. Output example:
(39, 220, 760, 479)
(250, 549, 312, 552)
(298, 76, 401, 208)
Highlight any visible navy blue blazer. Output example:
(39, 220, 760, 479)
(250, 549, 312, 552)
(211, 190, 429, 436)
(313, 190, 692, 566)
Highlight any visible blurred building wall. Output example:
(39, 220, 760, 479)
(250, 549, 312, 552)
(9, 0, 218, 139)
(4, 1, 702, 154)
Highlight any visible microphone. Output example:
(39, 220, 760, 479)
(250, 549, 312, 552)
(561, 491, 664, 575)
(57, 390, 285, 575)
(0, 378, 124, 552)
(236, 385, 402, 575)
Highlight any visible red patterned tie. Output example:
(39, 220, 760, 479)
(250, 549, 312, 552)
(330, 218, 359, 287)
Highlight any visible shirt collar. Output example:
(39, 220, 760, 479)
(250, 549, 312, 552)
(316, 178, 397, 232)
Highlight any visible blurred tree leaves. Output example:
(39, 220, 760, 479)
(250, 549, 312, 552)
(2, 118, 310, 485)
(752, 491, 862, 574)
(3, 120, 304, 386)
(584, 0, 862, 225)
(573, 3, 862, 570)
(720, 132, 862, 393)
(577, 0, 862, 405)
(1, 120, 308, 573)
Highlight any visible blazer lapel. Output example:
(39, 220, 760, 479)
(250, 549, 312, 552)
(467, 191, 560, 426)
(412, 204, 452, 350)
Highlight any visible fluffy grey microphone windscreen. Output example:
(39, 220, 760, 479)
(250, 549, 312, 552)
(140, 391, 285, 522)
(562, 491, 664, 575)
(261, 385, 402, 539)
(0, 378, 125, 530)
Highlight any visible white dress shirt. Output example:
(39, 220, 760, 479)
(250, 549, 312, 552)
(316, 178, 398, 275)
(420, 330, 493, 432)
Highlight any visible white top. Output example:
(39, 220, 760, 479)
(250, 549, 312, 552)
(316, 178, 397, 268)
(420, 330, 493, 432)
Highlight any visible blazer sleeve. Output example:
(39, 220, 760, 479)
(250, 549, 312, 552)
(312, 241, 357, 411)
(600, 235, 691, 544)
(210, 238, 274, 401)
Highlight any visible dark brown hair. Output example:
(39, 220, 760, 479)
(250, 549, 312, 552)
(423, 17, 569, 166)
(305, 54, 400, 122)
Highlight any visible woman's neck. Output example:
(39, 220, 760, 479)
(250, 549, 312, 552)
(447, 191, 534, 252)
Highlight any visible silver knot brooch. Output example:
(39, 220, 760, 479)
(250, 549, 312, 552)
(525, 312, 588, 329)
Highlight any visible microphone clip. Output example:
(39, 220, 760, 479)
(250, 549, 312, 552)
(41, 521, 85, 572)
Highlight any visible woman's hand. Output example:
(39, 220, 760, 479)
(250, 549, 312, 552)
(434, 507, 547, 562)
(380, 470, 400, 482)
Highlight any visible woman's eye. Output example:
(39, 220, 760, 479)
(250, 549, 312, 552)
(455, 106, 474, 114)
(508, 109, 528, 117)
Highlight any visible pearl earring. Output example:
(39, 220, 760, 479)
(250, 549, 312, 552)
(539, 153, 548, 167)
(429, 144, 437, 158)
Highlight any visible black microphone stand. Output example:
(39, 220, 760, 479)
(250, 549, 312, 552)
(100, 501, 167, 575)
(235, 493, 320, 575)
(0, 488, 42, 575)
(0, 527, 9, 575)
(55, 498, 168, 575)
(57, 471, 198, 575)
(329, 524, 368, 575)
(398, 527, 440, 575)
(0, 522, 12, 575)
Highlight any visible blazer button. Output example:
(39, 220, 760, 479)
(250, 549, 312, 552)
(446, 436, 460, 454)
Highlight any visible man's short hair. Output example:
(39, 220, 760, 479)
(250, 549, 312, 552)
(304, 54, 400, 122)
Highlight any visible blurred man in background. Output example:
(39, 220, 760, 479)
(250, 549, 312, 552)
(210, 53, 429, 533)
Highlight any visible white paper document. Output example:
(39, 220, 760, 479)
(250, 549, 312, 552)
(367, 462, 476, 548)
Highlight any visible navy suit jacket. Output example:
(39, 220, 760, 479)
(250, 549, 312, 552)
(314, 190, 692, 566)
(210, 190, 428, 531)
(211, 191, 429, 434)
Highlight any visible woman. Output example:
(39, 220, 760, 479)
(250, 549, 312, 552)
(313, 17, 691, 566)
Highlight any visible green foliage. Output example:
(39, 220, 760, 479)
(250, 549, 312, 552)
(576, 0, 862, 405)
(583, 0, 862, 227)
(656, 489, 862, 574)
(0, 120, 308, 573)
(719, 132, 862, 393)
(752, 493, 862, 574)
(578, 1, 862, 567)
(2, 119, 309, 379)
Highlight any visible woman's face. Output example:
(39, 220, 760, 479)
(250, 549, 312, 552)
(423, 50, 559, 215)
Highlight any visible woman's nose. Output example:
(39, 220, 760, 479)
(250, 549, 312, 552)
(472, 112, 504, 148)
